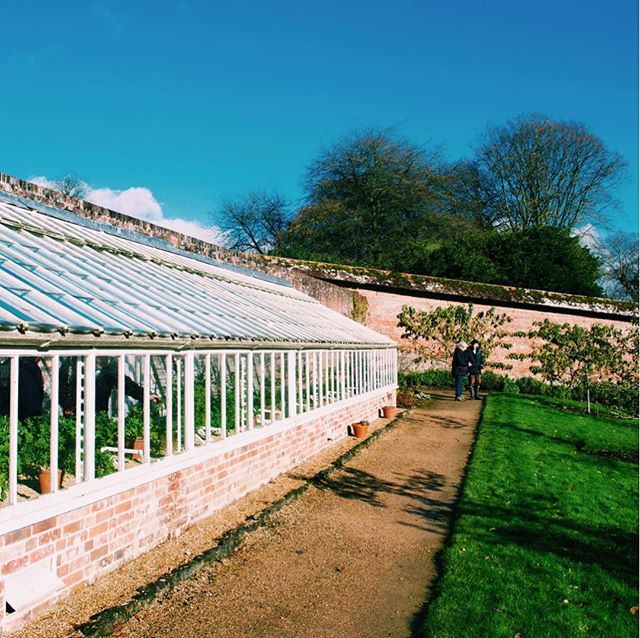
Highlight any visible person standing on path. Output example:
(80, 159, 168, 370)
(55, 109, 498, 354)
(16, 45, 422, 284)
(467, 339, 484, 400)
(451, 341, 469, 401)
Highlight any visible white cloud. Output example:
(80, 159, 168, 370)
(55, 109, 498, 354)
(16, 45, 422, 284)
(573, 224, 600, 250)
(87, 186, 164, 222)
(30, 176, 224, 245)
(30, 176, 58, 190)
(151, 216, 226, 244)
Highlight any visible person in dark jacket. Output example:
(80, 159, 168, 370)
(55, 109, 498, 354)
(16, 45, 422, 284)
(467, 339, 484, 400)
(59, 357, 158, 414)
(451, 340, 469, 401)
(0, 357, 45, 421)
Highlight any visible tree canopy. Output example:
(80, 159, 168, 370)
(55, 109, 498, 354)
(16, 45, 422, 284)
(217, 190, 289, 254)
(596, 232, 639, 301)
(277, 130, 478, 269)
(216, 117, 630, 299)
(476, 114, 626, 231)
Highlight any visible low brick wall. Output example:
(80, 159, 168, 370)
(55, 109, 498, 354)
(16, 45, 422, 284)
(0, 389, 394, 633)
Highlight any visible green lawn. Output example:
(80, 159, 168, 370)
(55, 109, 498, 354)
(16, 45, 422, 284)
(423, 394, 639, 638)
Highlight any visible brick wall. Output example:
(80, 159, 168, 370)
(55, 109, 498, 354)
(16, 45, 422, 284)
(356, 289, 632, 376)
(0, 389, 394, 633)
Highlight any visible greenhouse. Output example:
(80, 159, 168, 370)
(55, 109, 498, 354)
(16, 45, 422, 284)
(0, 191, 396, 624)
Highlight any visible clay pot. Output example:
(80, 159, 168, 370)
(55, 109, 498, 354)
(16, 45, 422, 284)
(39, 468, 62, 494)
(351, 422, 369, 439)
(133, 436, 145, 460)
(382, 406, 396, 419)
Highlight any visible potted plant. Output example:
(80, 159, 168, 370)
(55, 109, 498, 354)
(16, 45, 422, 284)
(19, 416, 62, 494)
(351, 420, 369, 439)
(382, 405, 396, 419)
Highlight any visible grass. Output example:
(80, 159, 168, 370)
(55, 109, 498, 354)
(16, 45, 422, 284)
(423, 393, 639, 638)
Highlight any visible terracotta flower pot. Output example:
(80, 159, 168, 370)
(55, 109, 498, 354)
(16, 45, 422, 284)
(133, 436, 145, 460)
(382, 406, 396, 419)
(351, 422, 369, 439)
(39, 468, 62, 494)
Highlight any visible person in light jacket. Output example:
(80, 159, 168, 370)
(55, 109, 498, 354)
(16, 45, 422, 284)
(451, 341, 468, 401)
(467, 339, 484, 400)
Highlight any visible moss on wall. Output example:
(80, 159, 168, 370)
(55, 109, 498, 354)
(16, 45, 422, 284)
(351, 292, 369, 324)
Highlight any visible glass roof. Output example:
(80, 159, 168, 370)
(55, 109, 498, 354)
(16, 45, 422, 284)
(0, 198, 392, 347)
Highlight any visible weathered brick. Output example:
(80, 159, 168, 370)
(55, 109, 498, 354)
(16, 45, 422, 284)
(31, 517, 56, 535)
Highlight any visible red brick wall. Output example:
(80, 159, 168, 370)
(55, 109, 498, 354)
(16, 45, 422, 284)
(0, 390, 394, 633)
(358, 289, 632, 376)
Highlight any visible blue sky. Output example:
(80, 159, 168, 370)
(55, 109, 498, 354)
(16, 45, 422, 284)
(1, 0, 637, 239)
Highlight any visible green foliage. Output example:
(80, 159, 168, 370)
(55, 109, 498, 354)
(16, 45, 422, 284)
(397, 303, 512, 367)
(399, 369, 639, 416)
(0, 417, 12, 499)
(489, 227, 602, 296)
(421, 227, 603, 296)
(423, 394, 638, 638)
(275, 129, 480, 270)
(528, 319, 637, 391)
(111, 403, 165, 456)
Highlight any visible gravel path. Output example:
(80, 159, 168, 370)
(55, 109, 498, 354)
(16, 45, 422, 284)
(110, 393, 481, 638)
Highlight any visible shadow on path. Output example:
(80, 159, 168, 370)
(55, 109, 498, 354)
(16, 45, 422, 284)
(312, 467, 455, 535)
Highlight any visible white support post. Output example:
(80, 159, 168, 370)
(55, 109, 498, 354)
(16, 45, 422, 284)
(305, 351, 310, 412)
(386, 349, 390, 386)
(394, 349, 398, 385)
(340, 350, 346, 400)
(8, 356, 18, 505)
(75, 357, 84, 481)
(287, 351, 297, 419)
(183, 352, 194, 450)
(49, 355, 59, 493)
(370, 351, 375, 390)
(280, 352, 286, 419)
(164, 354, 173, 457)
(270, 352, 276, 424)
(259, 352, 265, 426)
(234, 353, 240, 433)
(365, 350, 370, 392)
(312, 351, 318, 408)
(350, 351, 355, 397)
(345, 352, 350, 398)
(331, 350, 338, 403)
(297, 351, 304, 412)
(118, 355, 126, 469)
(246, 353, 254, 431)
(319, 352, 322, 403)
(351, 351, 356, 396)
(176, 359, 182, 452)
(326, 351, 330, 402)
(220, 353, 227, 439)
(83, 353, 96, 481)
(205, 353, 212, 443)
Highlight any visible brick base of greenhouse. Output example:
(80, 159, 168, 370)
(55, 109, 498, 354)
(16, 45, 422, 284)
(0, 388, 394, 633)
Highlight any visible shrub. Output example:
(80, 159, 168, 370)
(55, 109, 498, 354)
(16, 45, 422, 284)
(396, 389, 418, 409)
(399, 369, 638, 416)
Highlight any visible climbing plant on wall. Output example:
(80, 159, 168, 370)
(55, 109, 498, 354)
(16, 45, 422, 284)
(397, 303, 513, 369)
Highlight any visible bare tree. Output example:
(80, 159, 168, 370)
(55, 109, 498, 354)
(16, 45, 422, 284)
(216, 191, 289, 254)
(476, 114, 626, 231)
(597, 232, 639, 300)
(55, 174, 87, 199)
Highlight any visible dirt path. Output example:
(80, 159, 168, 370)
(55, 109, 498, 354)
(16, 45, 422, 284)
(111, 394, 481, 638)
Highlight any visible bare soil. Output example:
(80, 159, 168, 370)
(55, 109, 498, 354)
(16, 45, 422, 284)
(13, 392, 481, 638)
